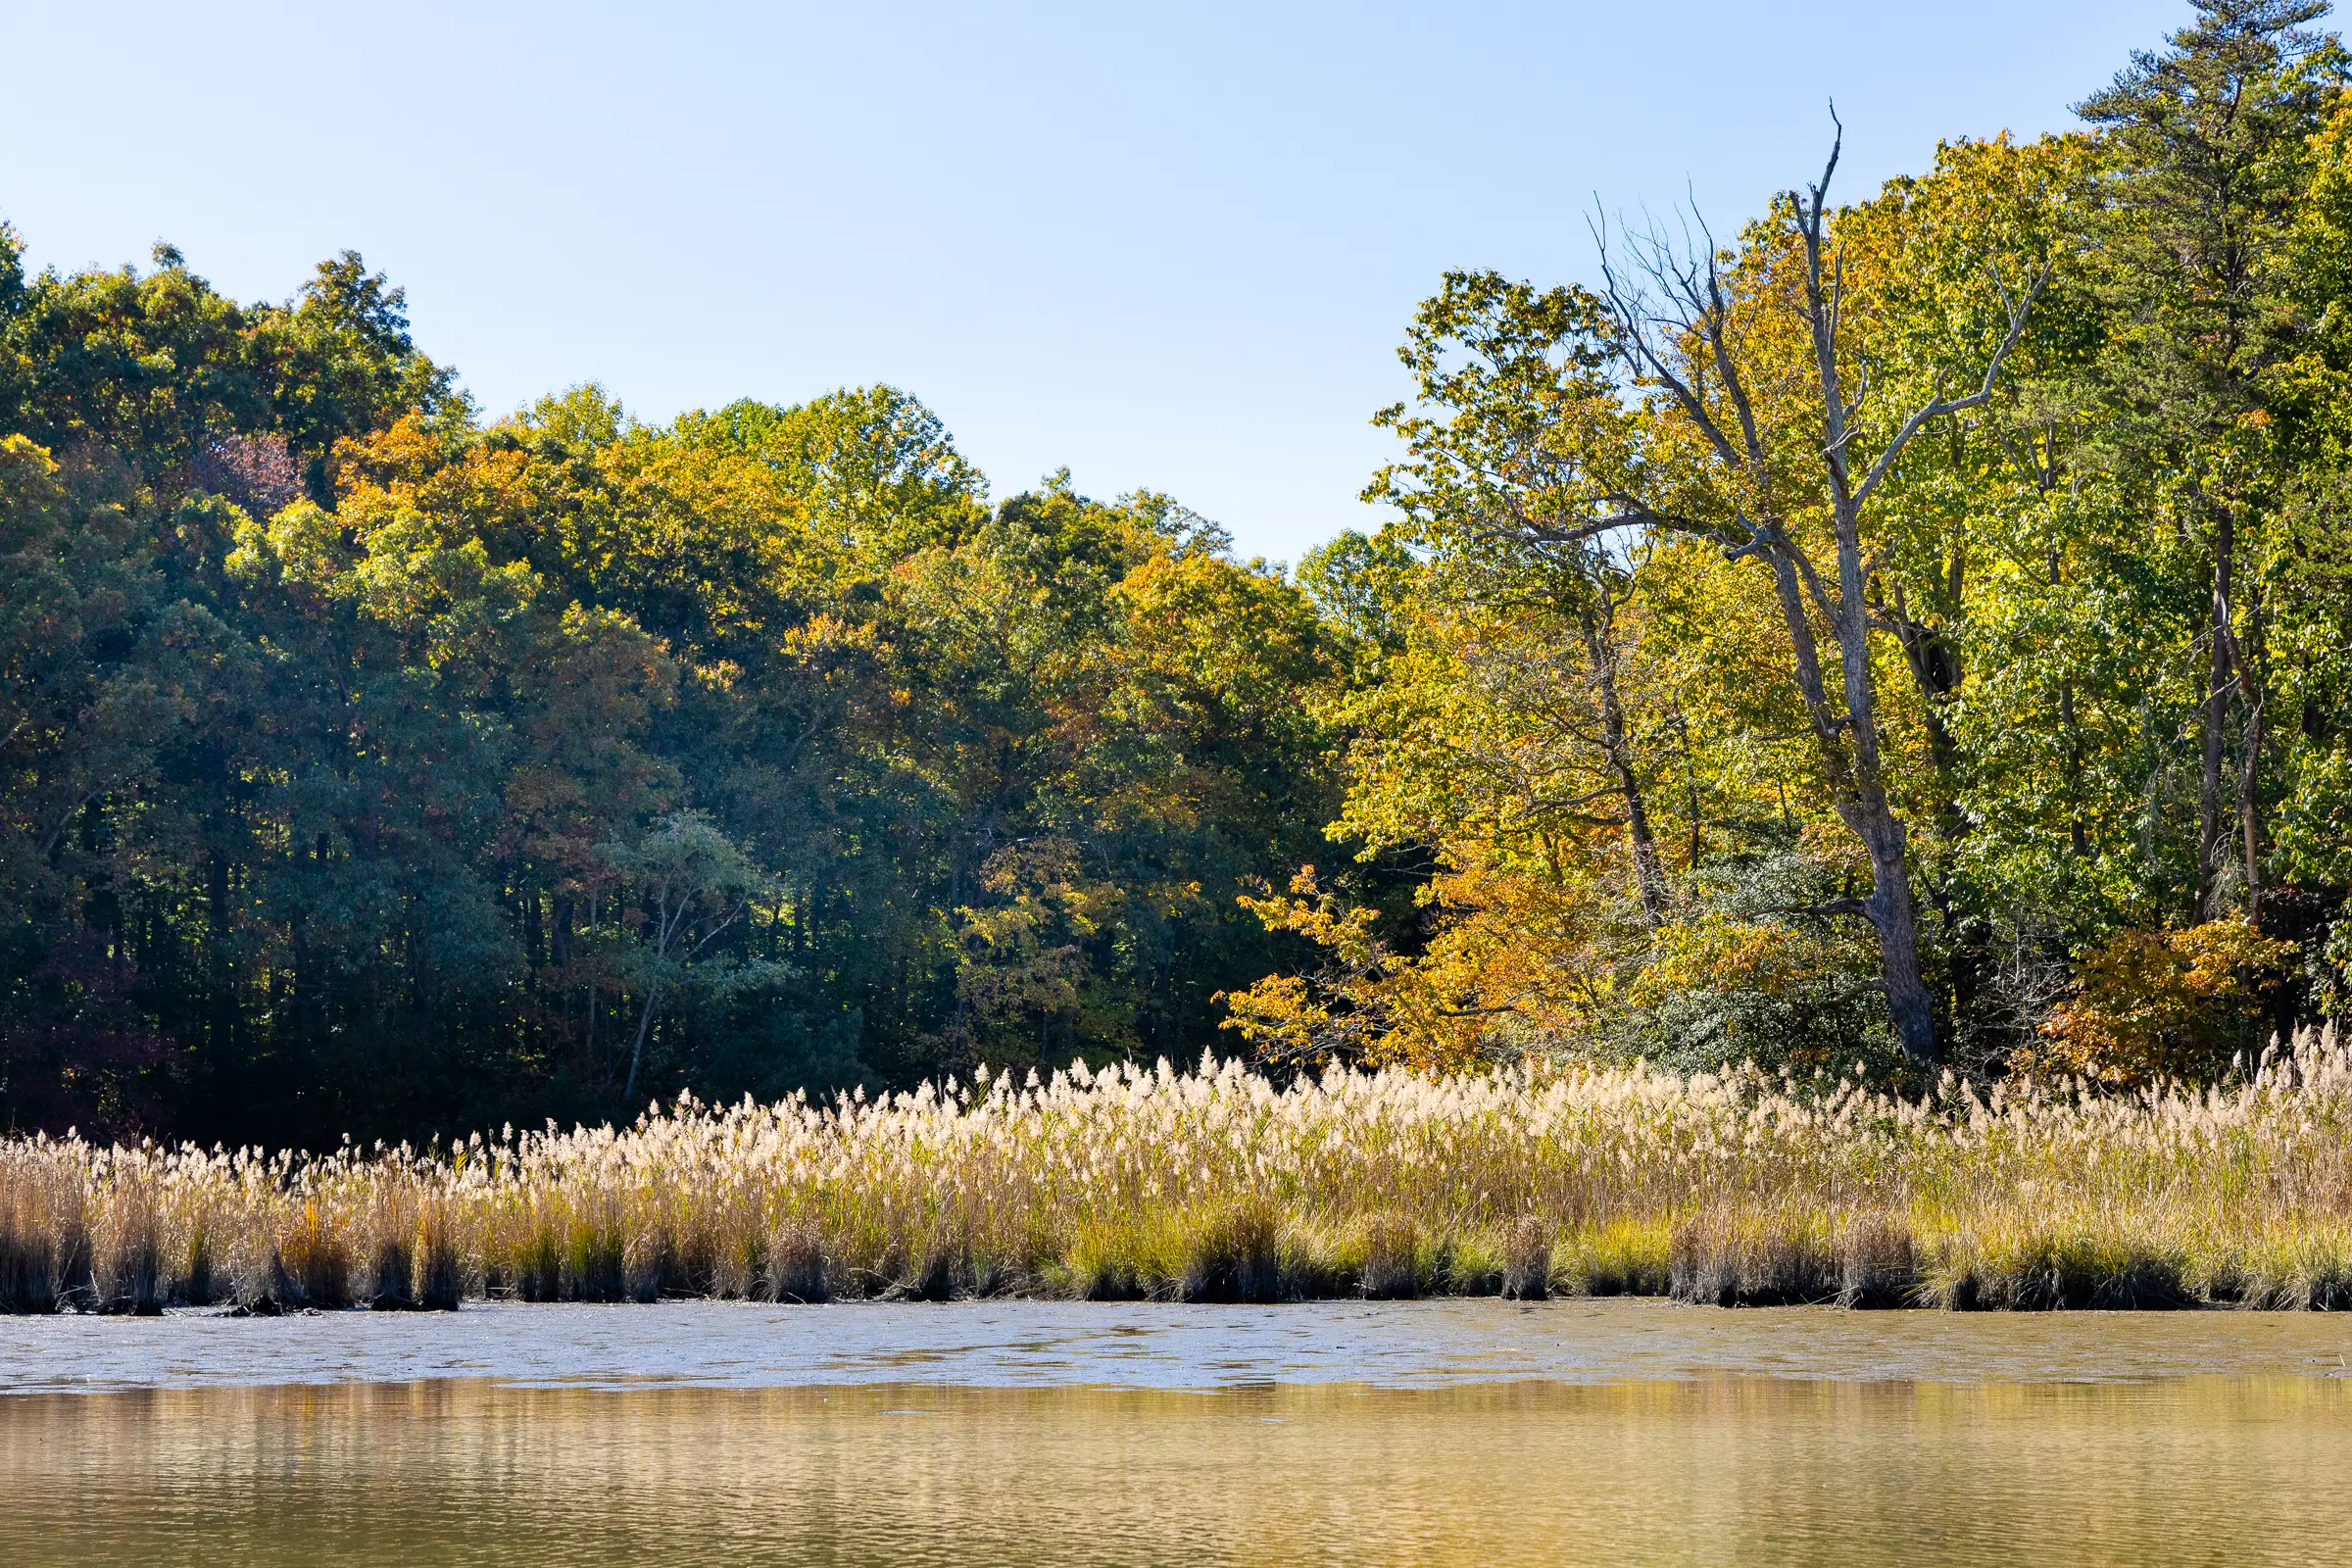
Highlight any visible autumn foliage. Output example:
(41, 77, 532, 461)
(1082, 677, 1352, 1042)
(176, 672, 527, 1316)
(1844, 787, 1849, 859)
(2027, 916, 2299, 1085)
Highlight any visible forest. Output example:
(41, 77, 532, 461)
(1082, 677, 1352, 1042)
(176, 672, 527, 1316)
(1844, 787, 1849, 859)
(8, 0, 2352, 1148)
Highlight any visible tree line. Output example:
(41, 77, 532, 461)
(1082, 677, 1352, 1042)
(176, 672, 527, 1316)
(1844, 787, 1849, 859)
(0, 257, 1342, 1141)
(7, 0, 2351, 1141)
(1238, 0, 2352, 1085)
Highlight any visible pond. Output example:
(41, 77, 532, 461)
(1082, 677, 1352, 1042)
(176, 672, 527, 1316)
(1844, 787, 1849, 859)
(5, 1300, 2350, 1565)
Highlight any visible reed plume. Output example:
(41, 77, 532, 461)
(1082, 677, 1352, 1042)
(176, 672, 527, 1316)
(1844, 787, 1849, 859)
(4, 1026, 2352, 1312)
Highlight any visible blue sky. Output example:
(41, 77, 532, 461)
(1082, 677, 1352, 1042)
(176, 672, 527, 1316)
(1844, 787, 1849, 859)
(7, 0, 2189, 562)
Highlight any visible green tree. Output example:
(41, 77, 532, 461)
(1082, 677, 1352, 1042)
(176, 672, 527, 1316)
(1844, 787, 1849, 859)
(596, 811, 776, 1102)
(2076, 0, 2348, 919)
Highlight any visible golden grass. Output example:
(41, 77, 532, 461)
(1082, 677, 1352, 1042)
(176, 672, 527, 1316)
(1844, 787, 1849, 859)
(5, 1028, 2352, 1312)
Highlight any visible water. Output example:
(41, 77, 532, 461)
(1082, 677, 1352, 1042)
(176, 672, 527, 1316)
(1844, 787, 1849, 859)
(5, 1301, 2350, 1565)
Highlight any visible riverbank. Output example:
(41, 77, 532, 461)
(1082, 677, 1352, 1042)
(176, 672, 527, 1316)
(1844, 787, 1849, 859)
(6, 1037, 2350, 1315)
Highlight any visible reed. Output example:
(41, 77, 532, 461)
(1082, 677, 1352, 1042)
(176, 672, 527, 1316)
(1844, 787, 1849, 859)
(5, 1027, 2352, 1312)
(1359, 1213, 1421, 1300)
(88, 1169, 162, 1315)
(762, 1221, 829, 1304)
(1501, 1215, 1551, 1301)
(1176, 1202, 1281, 1303)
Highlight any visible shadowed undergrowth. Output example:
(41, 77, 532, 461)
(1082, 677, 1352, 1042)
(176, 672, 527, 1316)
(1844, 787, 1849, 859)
(6, 1032, 2352, 1313)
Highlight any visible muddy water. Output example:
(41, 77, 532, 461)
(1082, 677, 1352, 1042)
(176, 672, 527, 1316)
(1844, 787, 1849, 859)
(5, 1301, 2351, 1566)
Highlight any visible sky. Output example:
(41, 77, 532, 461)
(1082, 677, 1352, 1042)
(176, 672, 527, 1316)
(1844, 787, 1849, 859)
(5, 0, 2192, 563)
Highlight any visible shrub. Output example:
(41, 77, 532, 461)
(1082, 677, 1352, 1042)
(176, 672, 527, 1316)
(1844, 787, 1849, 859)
(2027, 915, 2297, 1085)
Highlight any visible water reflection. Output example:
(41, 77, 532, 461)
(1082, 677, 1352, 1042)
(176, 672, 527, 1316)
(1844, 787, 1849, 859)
(6, 1298, 2352, 1392)
(6, 1303, 2351, 1565)
(5, 1376, 2350, 1566)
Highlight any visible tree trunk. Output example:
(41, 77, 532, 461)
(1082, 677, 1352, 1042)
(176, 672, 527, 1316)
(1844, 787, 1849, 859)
(1886, 597, 1985, 1024)
(624, 982, 659, 1105)
(2043, 547, 2090, 858)
(1848, 804, 1938, 1067)
(1888, 568, 1967, 847)
(1795, 159, 1949, 1072)
(2240, 693, 2264, 915)
(1837, 650, 1940, 1071)
(1591, 131, 2040, 1073)
(2196, 506, 2234, 921)
(207, 848, 233, 1062)
(1578, 597, 1668, 922)
(582, 886, 598, 1072)
(623, 894, 683, 1104)
(2238, 588, 2265, 917)
(2060, 680, 2089, 858)
(1757, 535, 1942, 1071)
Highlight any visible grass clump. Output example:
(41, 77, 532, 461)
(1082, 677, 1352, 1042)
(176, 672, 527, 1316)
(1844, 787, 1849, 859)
(763, 1221, 829, 1304)
(1359, 1213, 1420, 1300)
(1179, 1203, 1281, 1303)
(1500, 1216, 1551, 1301)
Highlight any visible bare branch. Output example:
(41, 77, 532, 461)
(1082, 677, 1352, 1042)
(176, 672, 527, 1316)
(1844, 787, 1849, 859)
(1825, 362, 1872, 456)
(1591, 204, 1763, 477)
(1851, 257, 2053, 511)
(1767, 896, 1876, 924)
(1768, 517, 1841, 624)
(1698, 291, 1771, 470)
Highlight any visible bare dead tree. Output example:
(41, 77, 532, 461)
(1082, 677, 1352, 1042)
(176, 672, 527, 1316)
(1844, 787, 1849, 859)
(1587, 120, 2049, 1067)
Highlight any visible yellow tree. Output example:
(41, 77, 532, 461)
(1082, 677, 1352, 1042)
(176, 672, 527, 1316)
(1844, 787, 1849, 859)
(1590, 122, 2048, 1066)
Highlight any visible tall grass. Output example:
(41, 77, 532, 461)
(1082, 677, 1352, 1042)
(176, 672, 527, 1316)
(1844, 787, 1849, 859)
(5, 1029, 2352, 1312)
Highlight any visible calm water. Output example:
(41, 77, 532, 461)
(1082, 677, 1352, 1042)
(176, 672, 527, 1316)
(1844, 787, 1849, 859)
(6, 1301, 2351, 1566)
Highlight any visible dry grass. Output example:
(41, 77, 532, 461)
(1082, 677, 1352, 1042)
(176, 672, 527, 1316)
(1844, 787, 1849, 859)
(5, 1028, 2352, 1312)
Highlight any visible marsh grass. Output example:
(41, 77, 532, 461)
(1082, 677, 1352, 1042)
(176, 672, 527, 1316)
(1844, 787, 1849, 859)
(763, 1221, 829, 1303)
(6, 1028, 2352, 1313)
(1359, 1213, 1421, 1299)
(1177, 1203, 1281, 1303)
(88, 1175, 161, 1315)
(1501, 1215, 1551, 1300)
